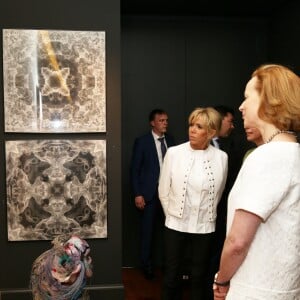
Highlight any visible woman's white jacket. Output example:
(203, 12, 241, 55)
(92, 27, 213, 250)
(158, 142, 228, 223)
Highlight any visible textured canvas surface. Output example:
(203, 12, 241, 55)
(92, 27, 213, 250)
(3, 29, 106, 132)
(6, 139, 107, 241)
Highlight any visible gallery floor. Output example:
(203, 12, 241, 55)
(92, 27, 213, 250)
(122, 267, 189, 299)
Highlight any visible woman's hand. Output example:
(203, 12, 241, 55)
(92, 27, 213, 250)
(213, 284, 229, 300)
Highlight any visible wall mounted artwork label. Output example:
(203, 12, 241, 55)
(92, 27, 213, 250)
(6, 140, 107, 241)
(3, 29, 106, 132)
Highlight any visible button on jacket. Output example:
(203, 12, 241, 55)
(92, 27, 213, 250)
(158, 142, 228, 233)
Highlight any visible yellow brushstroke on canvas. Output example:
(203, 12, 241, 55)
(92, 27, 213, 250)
(39, 30, 72, 102)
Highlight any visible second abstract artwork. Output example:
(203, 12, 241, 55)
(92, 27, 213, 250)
(6, 139, 107, 241)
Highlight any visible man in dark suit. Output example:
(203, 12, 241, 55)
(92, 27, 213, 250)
(215, 107, 236, 246)
(130, 109, 175, 280)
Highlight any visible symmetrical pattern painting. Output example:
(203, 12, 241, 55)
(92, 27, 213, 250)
(3, 29, 106, 132)
(6, 140, 107, 241)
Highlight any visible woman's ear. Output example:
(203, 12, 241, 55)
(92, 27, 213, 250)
(208, 129, 216, 140)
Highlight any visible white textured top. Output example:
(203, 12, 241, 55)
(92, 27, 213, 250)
(226, 142, 300, 300)
(159, 142, 228, 233)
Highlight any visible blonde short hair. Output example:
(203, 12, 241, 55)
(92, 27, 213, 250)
(188, 107, 222, 136)
(252, 64, 300, 131)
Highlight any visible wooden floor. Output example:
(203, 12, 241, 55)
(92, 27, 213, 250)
(122, 267, 189, 300)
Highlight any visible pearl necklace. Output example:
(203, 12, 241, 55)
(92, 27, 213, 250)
(265, 130, 295, 144)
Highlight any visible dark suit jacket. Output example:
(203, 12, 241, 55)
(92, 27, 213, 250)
(130, 132, 175, 202)
(216, 133, 252, 239)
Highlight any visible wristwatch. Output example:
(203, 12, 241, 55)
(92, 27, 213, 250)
(214, 272, 230, 287)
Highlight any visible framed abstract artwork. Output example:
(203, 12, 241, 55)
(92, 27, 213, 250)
(6, 139, 107, 241)
(3, 29, 106, 132)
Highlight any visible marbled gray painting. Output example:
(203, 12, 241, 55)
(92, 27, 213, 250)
(6, 140, 107, 241)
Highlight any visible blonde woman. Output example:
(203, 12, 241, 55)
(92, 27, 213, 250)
(159, 107, 228, 299)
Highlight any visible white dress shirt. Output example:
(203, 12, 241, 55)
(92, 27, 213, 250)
(211, 137, 220, 149)
(152, 131, 167, 168)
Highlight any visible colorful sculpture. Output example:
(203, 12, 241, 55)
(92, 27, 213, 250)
(31, 235, 93, 300)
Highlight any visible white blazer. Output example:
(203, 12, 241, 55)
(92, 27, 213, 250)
(159, 142, 228, 226)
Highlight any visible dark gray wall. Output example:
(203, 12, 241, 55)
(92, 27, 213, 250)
(269, 0, 300, 74)
(121, 16, 269, 267)
(0, 0, 123, 298)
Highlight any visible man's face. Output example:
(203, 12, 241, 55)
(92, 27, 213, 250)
(219, 113, 234, 137)
(151, 113, 168, 136)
